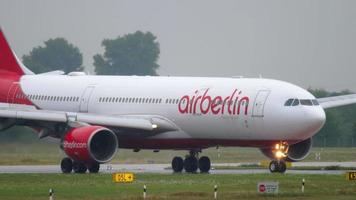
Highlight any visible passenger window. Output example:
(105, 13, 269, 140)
(292, 99, 300, 106)
(284, 99, 294, 106)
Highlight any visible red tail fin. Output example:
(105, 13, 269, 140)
(0, 28, 26, 75)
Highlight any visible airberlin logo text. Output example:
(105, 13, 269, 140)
(178, 89, 250, 116)
(63, 141, 87, 149)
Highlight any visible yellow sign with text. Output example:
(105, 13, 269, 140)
(346, 172, 356, 181)
(112, 172, 134, 183)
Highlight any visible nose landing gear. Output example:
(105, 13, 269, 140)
(171, 150, 211, 173)
(269, 160, 287, 173)
(269, 142, 289, 173)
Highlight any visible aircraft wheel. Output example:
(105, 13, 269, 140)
(172, 157, 184, 173)
(278, 161, 287, 173)
(184, 156, 198, 173)
(198, 156, 211, 173)
(60, 157, 73, 173)
(88, 162, 100, 173)
(73, 161, 87, 173)
(269, 160, 279, 173)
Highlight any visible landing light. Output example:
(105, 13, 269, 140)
(273, 141, 289, 159)
(275, 151, 286, 159)
(152, 124, 158, 129)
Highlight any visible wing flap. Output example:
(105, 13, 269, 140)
(17, 110, 67, 122)
(0, 103, 178, 133)
(76, 114, 154, 131)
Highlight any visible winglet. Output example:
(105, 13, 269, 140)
(0, 28, 33, 75)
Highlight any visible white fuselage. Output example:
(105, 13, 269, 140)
(18, 74, 326, 149)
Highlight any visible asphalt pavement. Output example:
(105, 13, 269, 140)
(0, 162, 355, 174)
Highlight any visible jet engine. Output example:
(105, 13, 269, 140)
(62, 126, 118, 164)
(0, 118, 16, 131)
(260, 138, 312, 162)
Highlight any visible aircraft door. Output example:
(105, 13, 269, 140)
(79, 86, 95, 112)
(252, 90, 270, 117)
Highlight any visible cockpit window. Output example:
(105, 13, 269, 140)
(285, 98, 319, 107)
(284, 99, 294, 106)
(312, 99, 319, 105)
(300, 99, 313, 106)
(292, 99, 300, 106)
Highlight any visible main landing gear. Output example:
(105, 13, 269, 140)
(171, 150, 211, 173)
(60, 157, 100, 174)
(269, 142, 289, 173)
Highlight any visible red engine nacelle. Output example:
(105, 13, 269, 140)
(62, 126, 118, 164)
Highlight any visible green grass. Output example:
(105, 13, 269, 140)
(0, 173, 355, 200)
(0, 142, 356, 165)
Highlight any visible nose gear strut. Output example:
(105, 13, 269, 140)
(269, 141, 289, 173)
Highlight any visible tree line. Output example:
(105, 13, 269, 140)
(309, 89, 356, 147)
(22, 31, 160, 75)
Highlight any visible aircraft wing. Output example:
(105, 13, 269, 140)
(0, 102, 178, 137)
(317, 94, 356, 109)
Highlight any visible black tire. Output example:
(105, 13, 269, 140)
(88, 163, 100, 173)
(278, 161, 287, 173)
(269, 160, 279, 173)
(73, 161, 87, 173)
(172, 157, 184, 173)
(60, 157, 73, 173)
(198, 156, 211, 173)
(184, 156, 198, 173)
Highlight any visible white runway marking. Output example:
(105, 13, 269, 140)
(0, 162, 355, 174)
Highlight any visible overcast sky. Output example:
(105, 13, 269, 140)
(1, 0, 355, 91)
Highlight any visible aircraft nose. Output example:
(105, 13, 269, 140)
(303, 107, 326, 134)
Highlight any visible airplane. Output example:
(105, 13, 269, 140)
(1, 28, 356, 174)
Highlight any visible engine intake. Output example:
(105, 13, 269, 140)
(286, 138, 312, 162)
(62, 126, 118, 164)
